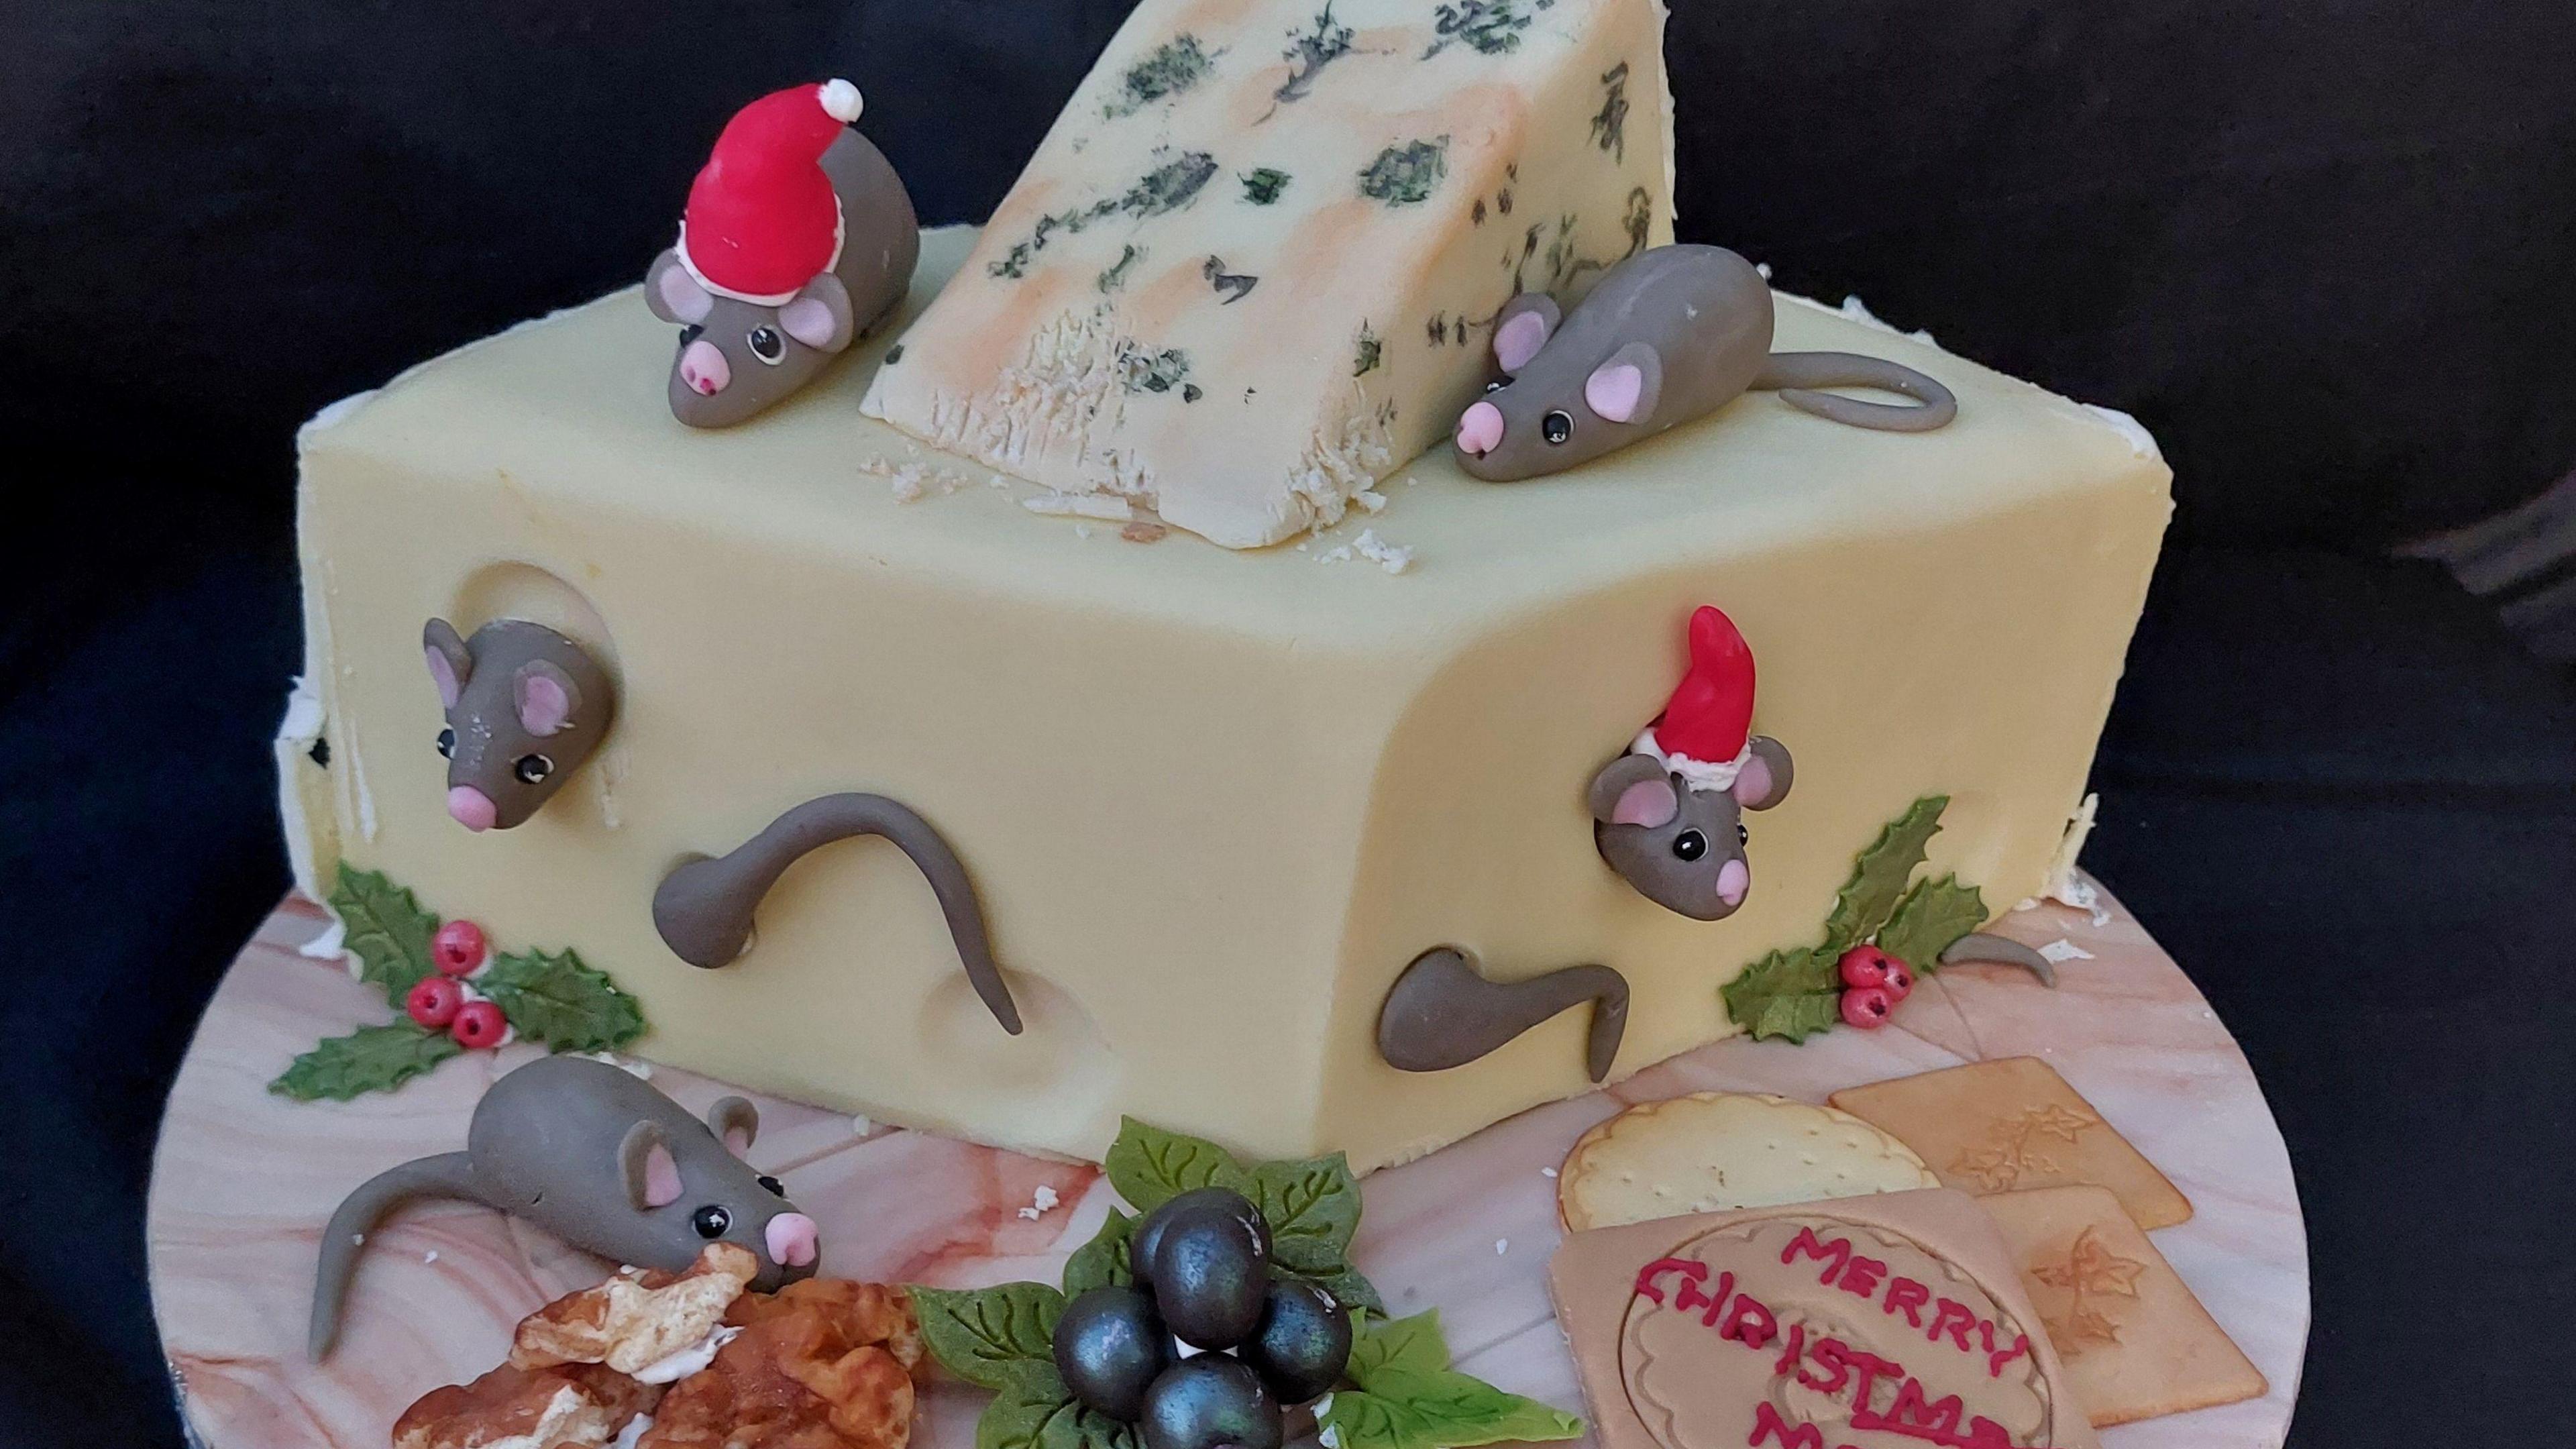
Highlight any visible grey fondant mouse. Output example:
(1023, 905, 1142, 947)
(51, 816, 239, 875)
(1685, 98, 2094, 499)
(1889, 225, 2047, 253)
(645, 80, 921, 428)
(1454, 244, 1957, 480)
(308, 1054, 818, 1360)
(1589, 606, 1795, 920)
(423, 618, 615, 832)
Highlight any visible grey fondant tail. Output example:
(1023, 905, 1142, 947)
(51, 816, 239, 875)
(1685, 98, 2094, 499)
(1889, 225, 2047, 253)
(309, 1151, 483, 1360)
(1377, 947, 1631, 1082)
(652, 792, 1023, 1034)
(1758, 351, 1958, 432)
(1939, 931, 2058, 987)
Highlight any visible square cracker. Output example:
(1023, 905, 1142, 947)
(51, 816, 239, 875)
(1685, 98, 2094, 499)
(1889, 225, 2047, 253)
(1829, 1057, 2192, 1229)
(1980, 1185, 2266, 1426)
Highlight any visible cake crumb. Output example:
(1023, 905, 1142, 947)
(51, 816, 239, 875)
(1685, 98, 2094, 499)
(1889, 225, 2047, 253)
(1541, 1166, 1558, 1179)
(1121, 521, 1169, 543)
(1352, 529, 1413, 575)
(851, 1116, 874, 1136)
(1025, 493, 1134, 521)
(1354, 488, 1389, 513)
(1018, 1185, 1062, 1221)
(1495, 1238, 1509, 1256)
(423, 1250, 440, 1265)
(1075, 525, 1093, 539)
(2038, 938, 2095, 964)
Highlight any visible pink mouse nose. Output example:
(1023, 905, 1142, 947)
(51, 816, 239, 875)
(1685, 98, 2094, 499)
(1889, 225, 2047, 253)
(447, 786, 498, 832)
(765, 1212, 819, 1269)
(1716, 858, 1750, 906)
(678, 338, 731, 396)
(1456, 400, 1505, 456)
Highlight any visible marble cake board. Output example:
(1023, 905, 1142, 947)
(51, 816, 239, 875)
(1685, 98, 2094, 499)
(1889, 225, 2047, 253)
(147, 881, 2307, 1448)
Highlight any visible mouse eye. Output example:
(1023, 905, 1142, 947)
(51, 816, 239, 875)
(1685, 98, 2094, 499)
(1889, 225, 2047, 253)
(692, 1205, 733, 1239)
(514, 753, 553, 784)
(1483, 378, 1507, 394)
(1542, 410, 1574, 445)
(678, 323, 704, 346)
(1672, 829, 1707, 862)
(436, 727, 455, 759)
(758, 1174, 786, 1197)
(1737, 822, 1750, 847)
(747, 326, 786, 365)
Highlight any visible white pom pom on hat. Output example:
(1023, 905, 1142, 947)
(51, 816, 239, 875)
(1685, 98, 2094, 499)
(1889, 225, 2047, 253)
(818, 78, 864, 123)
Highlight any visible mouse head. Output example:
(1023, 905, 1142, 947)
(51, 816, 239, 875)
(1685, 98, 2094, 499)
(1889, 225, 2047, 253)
(423, 618, 615, 831)
(646, 253, 857, 428)
(1588, 739, 1794, 918)
(617, 1096, 820, 1292)
(1454, 293, 1664, 481)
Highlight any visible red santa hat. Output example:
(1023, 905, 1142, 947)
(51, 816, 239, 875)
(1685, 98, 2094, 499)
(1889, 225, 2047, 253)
(675, 80, 865, 306)
(1637, 605, 1758, 790)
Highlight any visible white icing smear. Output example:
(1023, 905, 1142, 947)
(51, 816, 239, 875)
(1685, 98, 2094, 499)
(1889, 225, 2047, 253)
(2080, 405, 2163, 461)
(632, 1324, 741, 1385)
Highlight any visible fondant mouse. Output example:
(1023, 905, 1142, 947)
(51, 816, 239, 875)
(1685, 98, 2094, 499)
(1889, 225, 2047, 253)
(423, 617, 616, 832)
(1454, 244, 1957, 480)
(1589, 606, 1795, 920)
(645, 80, 921, 428)
(308, 1054, 820, 1359)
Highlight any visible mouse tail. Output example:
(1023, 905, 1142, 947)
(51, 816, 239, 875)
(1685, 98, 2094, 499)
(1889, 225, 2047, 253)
(309, 1151, 482, 1360)
(1938, 931, 2058, 987)
(1757, 352, 1958, 432)
(653, 793, 1023, 1034)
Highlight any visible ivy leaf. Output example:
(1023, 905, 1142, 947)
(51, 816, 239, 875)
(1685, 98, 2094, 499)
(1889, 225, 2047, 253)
(1242, 1152, 1362, 1277)
(1102, 1117, 1247, 1212)
(1279, 1261, 1386, 1318)
(909, 1283, 1066, 1392)
(1345, 1309, 1454, 1385)
(1819, 796, 1948, 951)
(1719, 945, 1841, 1039)
(478, 948, 646, 1053)
(977, 1374, 1141, 1449)
(1875, 875, 1988, 973)
(1320, 1368, 1584, 1449)
(269, 1022, 463, 1101)
(331, 866, 440, 1004)
(1063, 1210, 1136, 1296)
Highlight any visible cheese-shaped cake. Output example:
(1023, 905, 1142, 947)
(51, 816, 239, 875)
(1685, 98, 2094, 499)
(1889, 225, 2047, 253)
(860, 0, 1675, 547)
(282, 227, 2169, 1171)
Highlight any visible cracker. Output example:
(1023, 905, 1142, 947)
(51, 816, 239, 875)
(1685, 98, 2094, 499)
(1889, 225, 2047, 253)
(1829, 1057, 2192, 1229)
(1556, 1091, 1939, 1232)
(1981, 1185, 2266, 1426)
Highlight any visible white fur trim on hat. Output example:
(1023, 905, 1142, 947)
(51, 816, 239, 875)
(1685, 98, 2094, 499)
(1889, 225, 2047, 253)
(671, 197, 849, 308)
(1634, 728, 1753, 794)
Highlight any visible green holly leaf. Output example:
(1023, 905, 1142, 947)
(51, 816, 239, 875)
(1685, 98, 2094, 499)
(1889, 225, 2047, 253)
(908, 1283, 1067, 1392)
(978, 1374, 1140, 1449)
(269, 1022, 463, 1101)
(1100, 1117, 1247, 1212)
(1819, 796, 1949, 951)
(1320, 1368, 1584, 1449)
(330, 865, 440, 1004)
(1345, 1309, 1454, 1384)
(478, 948, 646, 1053)
(1063, 1210, 1136, 1296)
(1750, 992, 1846, 1043)
(1719, 945, 1842, 1040)
(1876, 874, 1988, 973)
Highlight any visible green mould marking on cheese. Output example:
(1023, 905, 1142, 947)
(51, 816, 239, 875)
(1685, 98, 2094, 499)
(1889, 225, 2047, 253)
(1104, 34, 1220, 119)
(1359, 138, 1451, 207)
(1097, 244, 1147, 294)
(1262, 3, 1366, 121)
(1203, 255, 1260, 304)
(1424, 0, 1560, 59)
(1241, 166, 1293, 205)
(989, 151, 1223, 280)
(1354, 323, 1384, 376)
(1118, 343, 1192, 395)
(1590, 62, 1631, 162)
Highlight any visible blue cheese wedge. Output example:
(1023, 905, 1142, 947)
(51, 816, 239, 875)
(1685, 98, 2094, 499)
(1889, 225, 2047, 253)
(862, 0, 1675, 548)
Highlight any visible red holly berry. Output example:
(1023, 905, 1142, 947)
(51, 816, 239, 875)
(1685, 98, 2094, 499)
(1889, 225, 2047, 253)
(432, 920, 488, 976)
(405, 976, 464, 1029)
(1839, 984, 1894, 1030)
(1837, 945, 1897, 991)
(1880, 958, 1917, 1004)
(450, 1000, 508, 1049)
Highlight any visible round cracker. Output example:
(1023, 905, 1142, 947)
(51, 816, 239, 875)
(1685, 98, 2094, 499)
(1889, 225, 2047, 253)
(1556, 1091, 1939, 1232)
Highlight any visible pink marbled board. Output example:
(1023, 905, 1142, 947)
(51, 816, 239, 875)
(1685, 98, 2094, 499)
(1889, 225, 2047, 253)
(147, 883, 2307, 1448)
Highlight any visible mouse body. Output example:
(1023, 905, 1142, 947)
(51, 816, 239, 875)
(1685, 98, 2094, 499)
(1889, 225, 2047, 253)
(1454, 244, 1957, 480)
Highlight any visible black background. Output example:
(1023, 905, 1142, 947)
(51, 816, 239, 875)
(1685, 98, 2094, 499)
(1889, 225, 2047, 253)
(5, 1, 2575, 1444)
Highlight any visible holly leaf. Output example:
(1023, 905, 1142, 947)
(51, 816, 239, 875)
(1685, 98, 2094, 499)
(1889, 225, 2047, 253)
(478, 948, 646, 1053)
(908, 1283, 1066, 1392)
(1345, 1309, 1454, 1384)
(1062, 1209, 1136, 1296)
(1719, 946, 1841, 1040)
(330, 866, 440, 1004)
(1876, 875, 1987, 974)
(269, 1022, 463, 1101)
(1321, 1368, 1584, 1449)
(978, 1374, 1142, 1449)
(1243, 1152, 1362, 1277)
(1101, 1117, 1247, 1212)
(1819, 796, 1948, 950)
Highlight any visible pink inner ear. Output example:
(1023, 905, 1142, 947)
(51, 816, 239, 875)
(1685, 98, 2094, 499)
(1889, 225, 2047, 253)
(777, 295, 840, 350)
(425, 648, 461, 710)
(1586, 362, 1646, 423)
(723, 1127, 753, 1158)
(656, 266, 714, 324)
(1495, 310, 1551, 372)
(515, 672, 572, 736)
(1732, 757, 1774, 806)
(1612, 778, 1679, 829)
(643, 1144, 682, 1209)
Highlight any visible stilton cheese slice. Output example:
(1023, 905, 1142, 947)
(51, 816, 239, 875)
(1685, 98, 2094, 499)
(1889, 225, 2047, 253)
(862, 0, 1675, 547)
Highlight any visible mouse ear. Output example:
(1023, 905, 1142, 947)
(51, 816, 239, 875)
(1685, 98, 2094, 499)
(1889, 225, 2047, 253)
(1584, 341, 1664, 425)
(646, 249, 716, 325)
(513, 659, 581, 737)
(1588, 752, 1678, 826)
(1733, 736, 1795, 812)
(706, 1096, 760, 1157)
(1492, 294, 1562, 375)
(619, 1122, 682, 1210)
(423, 619, 473, 711)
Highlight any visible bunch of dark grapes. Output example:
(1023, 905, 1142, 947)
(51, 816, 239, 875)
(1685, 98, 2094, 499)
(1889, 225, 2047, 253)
(1054, 1188, 1353, 1449)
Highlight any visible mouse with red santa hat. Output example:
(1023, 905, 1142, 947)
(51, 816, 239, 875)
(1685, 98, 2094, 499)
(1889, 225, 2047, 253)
(645, 79, 920, 427)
